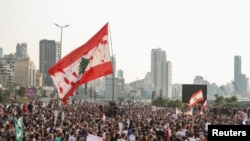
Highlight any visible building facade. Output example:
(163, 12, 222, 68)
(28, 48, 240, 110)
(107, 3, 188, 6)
(39, 39, 57, 86)
(151, 48, 172, 98)
(14, 58, 36, 87)
(234, 56, 249, 94)
(0, 47, 3, 58)
(0, 60, 14, 88)
(166, 61, 173, 98)
(16, 43, 28, 59)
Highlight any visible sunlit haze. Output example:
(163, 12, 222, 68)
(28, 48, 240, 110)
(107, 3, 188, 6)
(0, 0, 250, 86)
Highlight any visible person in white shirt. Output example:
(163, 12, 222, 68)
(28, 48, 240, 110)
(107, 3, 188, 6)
(242, 109, 248, 125)
(128, 129, 137, 141)
(68, 131, 76, 141)
(117, 133, 127, 141)
(175, 125, 186, 137)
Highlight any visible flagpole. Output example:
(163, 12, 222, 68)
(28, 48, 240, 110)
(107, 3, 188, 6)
(108, 23, 115, 102)
(54, 23, 70, 108)
(85, 83, 87, 102)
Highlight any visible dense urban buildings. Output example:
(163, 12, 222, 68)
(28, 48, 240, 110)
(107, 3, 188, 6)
(0, 40, 249, 102)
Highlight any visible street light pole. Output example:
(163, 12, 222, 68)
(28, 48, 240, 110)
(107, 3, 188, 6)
(54, 23, 70, 107)
(54, 23, 70, 60)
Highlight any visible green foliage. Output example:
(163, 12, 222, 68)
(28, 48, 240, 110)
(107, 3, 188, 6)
(223, 96, 240, 108)
(213, 94, 224, 107)
(152, 98, 182, 108)
(213, 94, 240, 108)
(167, 99, 183, 108)
(16, 87, 26, 97)
(152, 97, 168, 107)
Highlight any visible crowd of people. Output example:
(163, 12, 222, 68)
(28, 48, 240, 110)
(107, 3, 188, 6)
(0, 99, 249, 141)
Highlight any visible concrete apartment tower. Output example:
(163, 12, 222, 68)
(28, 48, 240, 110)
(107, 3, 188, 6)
(39, 39, 58, 86)
(151, 48, 172, 98)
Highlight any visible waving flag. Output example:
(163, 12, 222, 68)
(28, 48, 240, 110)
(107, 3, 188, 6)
(184, 108, 193, 116)
(166, 126, 171, 140)
(48, 23, 113, 105)
(199, 99, 207, 115)
(189, 89, 204, 107)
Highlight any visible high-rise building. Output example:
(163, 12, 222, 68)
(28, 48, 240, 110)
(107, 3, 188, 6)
(16, 43, 28, 59)
(56, 42, 61, 61)
(167, 61, 173, 98)
(14, 58, 36, 87)
(39, 39, 57, 86)
(234, 55, 249, 94)
(0, 60, 14, 88)
(151, 48, 172, 98)
(0, 54, 15, 88)
(117, 69, 125, 99)
(0, 47, 3, 58)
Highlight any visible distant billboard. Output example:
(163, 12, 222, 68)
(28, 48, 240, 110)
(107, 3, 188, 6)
(26, 87, 37, 100)
(182, 84, 207, 104)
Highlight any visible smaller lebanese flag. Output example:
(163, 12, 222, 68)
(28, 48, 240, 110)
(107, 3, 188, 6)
(86, 133, 103, 141)
(48, 23, 113, 105)
(184, 108, 193, 116)
(189, 89, 204, 107)
(166, 127, 171, 140)
(199, 99, 207, 115)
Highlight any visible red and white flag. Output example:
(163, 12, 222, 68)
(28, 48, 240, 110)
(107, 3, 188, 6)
(199, 99, 207, 115)
(189, 89, 204, 107)
(184, 108, 193, 116)
(86, 133, 103, 141)
(166, 126, 171, 140)
(48, 23, 113, 105)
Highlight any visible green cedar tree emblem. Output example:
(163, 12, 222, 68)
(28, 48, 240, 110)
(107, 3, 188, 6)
(78, 57, 90, 76)
(193, 97, 197, 102)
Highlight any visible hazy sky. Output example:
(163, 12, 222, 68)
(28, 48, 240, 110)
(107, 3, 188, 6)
(0, 0, 250, 86)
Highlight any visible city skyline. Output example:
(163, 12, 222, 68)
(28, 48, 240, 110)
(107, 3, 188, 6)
(1, 0, 250, 86)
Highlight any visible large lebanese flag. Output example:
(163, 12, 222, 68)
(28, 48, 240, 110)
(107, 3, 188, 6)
(48, 23, 113, 105)
(189, 89, 204, 107)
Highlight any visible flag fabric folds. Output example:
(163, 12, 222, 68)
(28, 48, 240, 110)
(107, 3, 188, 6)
(199, 99, 207, 115)
(184, 108, 193, 116)
(48, 23, 113, 105)
(167, 127, 171, 140)
(14, 117, 23, 141)
(86, 133, 103, 141)
(189, 89, 204, 107)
